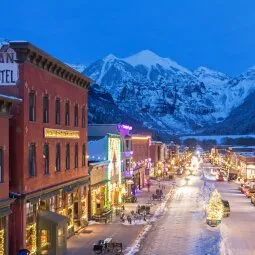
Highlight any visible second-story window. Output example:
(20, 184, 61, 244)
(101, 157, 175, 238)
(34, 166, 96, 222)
(55, 98, 60, 125)
(28, 143, 36, 177)
(44, 144, 49, 174)
(82, 144, 85, 167)
(74, 104, 78, 127)
(66, 143, 70, 170)
(43, 95, 49, 123)
(82, 106, 86, 128)
(65, 101, 70, 126)
(55, 143, 61, 171)
(74, 143, 78, 168)
(0, 148, 3, 183)
(29, 91, 36, 122)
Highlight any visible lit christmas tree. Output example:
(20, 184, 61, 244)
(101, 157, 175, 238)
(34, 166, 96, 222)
(206, 190, 224, 221)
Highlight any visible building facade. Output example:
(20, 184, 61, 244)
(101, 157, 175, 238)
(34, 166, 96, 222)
(127, 135, 151, 195)
(88, 161, 110, 220)
(88, 134, 122, 206)
(150, 141, 165, 177)
(0, 94, 21, 255)
(0, 42, 91, 254)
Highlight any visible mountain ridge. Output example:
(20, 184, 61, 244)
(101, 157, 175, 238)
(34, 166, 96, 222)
(69, 50, 255, 136)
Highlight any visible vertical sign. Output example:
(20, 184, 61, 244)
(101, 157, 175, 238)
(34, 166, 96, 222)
(0, 45, 18, 85)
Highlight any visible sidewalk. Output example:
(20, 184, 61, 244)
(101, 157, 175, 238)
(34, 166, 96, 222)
(67, 179, 174, 255)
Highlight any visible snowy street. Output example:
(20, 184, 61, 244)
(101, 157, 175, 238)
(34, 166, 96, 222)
(138, 163, 255, 255)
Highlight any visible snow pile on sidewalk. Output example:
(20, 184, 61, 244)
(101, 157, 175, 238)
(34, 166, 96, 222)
(122, 219, 147, 226)
(124, 189, 175, 255)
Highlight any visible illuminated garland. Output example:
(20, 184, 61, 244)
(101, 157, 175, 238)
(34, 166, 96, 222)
(0, 229, 4, 255)
(26, 223, 37, 254)
(206, 190, 224, 220)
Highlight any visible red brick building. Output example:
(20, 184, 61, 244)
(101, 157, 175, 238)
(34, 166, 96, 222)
(0, 94, 21, 255)
(128, 135, 151, 194)
(150, 141, 165, 177)
(0, 42, 91, 254)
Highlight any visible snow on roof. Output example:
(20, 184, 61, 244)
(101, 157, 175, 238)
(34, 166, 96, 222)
(0, 94, 22, 102)
(88, 136, 108, 160)
(238, 152, 255, 158)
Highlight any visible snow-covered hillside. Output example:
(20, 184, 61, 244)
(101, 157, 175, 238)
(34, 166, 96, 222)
(80, 50, 255, 135)
(66, 63, 86, 73)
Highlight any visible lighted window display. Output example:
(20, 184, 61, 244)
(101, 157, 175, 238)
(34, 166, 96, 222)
(49, 196, 56, 212)
(40, 229, 50, 249)
(26, 223, 37, 254)
(108, 137, 121, 180)
(67, 193, 74, 229)
(0, 217, 6, 255)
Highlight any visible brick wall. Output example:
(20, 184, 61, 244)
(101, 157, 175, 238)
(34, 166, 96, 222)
(0, 116, 9, 200)
(4, 62, 89, 194)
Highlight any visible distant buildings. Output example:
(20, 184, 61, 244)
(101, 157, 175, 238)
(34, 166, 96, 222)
(211, 145, 255, 180)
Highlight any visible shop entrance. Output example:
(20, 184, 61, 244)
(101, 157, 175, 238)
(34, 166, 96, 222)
(38, 211, 68, 255)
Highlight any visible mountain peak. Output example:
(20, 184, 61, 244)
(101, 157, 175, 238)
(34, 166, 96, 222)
(103, 54, 117, 62)
(124, 49, 192, 74)
(194, 66, 229, 85)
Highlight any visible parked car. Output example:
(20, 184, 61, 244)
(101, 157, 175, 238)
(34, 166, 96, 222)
(222, 200, 230, 217)
(217, 174, 224, 182)
(251, 194, 255, 205)
(245, 188, 255, 198)
(240, 185, 250, 194)
(228, 173, 237, 181)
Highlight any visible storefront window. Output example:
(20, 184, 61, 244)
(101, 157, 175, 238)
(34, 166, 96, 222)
(40, 229, 50, 249)
(49, 196, 56, 212)
(57, 228, 65, 246)
(67, 193, 74, 229)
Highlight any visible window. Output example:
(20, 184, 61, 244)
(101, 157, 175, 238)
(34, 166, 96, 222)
(82, 106, 86, 128)
(65, 101, 70, 126)
(66, 144, 70, 170)
(74, 104, 78, 127)
(29, 91, 36, 121)
(55, 98, 61, 125)
(0, 148, 3, 183)
(82, 144, 85, 167)
(44, 144, 49, 174)
(56, 143, 61, 171)
(28, 144, 36, 177)
(43, 95, 49, 123)
(74, 143, 78, 168)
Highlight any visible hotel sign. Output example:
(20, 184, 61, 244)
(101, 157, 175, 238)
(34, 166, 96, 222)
(0, 45, 18, 85)
(44, 128, 80, 139)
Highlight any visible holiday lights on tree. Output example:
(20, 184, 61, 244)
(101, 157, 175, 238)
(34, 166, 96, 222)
(206, 190, 224, 221)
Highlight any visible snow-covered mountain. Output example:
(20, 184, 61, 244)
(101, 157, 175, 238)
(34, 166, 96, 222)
(80, 50, 255, 135)
(66, 63, 86, 73)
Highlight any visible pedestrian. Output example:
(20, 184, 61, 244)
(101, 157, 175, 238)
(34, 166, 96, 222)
(122, 204, 125, 211)
(127, 215, 132, 224)
(143, 211, 147, 221)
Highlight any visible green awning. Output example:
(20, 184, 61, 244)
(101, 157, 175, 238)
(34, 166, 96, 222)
(0, 206, 10, 217)
(27, 189, 60, 204)
(38, 211, 68, 227)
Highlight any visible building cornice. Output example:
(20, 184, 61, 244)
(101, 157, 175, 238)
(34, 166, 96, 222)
(9, 41, 92, 90)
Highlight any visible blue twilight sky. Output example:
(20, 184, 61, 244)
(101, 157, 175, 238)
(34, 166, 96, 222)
(2, 0, 255, 75)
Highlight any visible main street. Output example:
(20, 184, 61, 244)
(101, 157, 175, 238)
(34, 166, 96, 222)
(138, 163, 255, 255)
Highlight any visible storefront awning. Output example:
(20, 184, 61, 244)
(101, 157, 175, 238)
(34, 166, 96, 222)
(63, 179, 88, 193)
(27, 189, 60, 204)
(90, 179, 110, 188)
(0, 206, 10, 217)
(38, 211, 68, 228)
